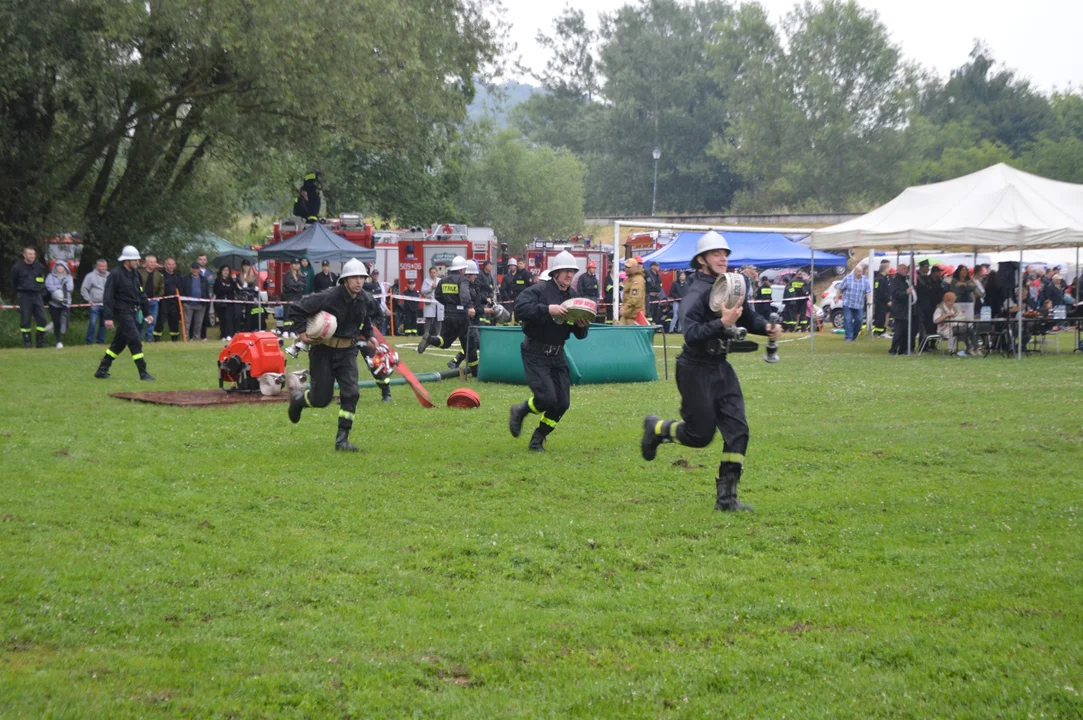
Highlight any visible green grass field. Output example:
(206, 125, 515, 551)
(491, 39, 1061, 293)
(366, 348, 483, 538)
(1, 331, 1081, 718)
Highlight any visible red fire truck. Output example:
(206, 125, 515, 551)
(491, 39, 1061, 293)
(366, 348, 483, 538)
(521, 236, 610, 300)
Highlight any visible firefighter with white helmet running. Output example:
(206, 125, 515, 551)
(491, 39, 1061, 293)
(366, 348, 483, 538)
(285, 257, 379, 451)
(639, 230, 781, 512)
(507, 251, 590, 452)
(94, 245, 155, 381)
(417, 255, 478, 372)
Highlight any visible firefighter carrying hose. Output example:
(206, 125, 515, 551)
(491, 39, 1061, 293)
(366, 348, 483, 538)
(94, 245, 155, 381)
(640, 231, 781, 512)
(416, 255, 477, 373)
(507, 251, 590, 452)
(286, 258, 376, 452)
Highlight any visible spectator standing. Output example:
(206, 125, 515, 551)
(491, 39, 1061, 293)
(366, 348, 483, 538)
(888, 263, 917, 355)
(369, 269, 390, 334)
(196, 254, 214, 339)
(300, 257, 315, 295)
(668, 270, 688, 332)
(838, 265, 872, 341)
(11, 246, 48, 348)
(81, 258, 110, 345)
(951, 265, 980, 356)
(280, 258, 305, 336)
(421, 265, 444, 339)
(214, 265, 238, 341)
(871, 259, 891, 337)
(44, 260, 74, 348)
(237, 261, 264, 331)
(156, 258, 183, 341)
(181, 262, 210, 341)
(645, 261, 664, 326)
(140, 255, 164, 342)
(313, 260, 337, 292)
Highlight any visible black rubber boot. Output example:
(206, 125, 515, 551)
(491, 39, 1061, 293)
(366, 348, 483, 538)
(36, 332, 45, 349)
(715, 464, 753, 512)
(448, 351, 464, 369)
(288, 392, 306, 424)
(528, 428, 547, 452)
(22, 332, 32, 349)
(508, 401, 530, 438)
(94, 356, 113, 379)
(136, 358, 154, 381)
(335, 428, 358, 452)
(641, 414, 674, 461)
(416, 335, 434, 354)
(379, 383, 392, 402)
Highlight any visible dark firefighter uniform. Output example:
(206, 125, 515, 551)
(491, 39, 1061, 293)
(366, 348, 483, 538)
(301, 172, 321, 221)
(641, 270, 771, 511)
(782, 277, 809, 330)
(888, 273, 915, 356)
(446, 273, 485, 370)
(499, 269, 519, 315)
(577, 271, 600, 322)
(755, 280, 775, 320)
(398, 285, 421, 336)
(155, 269, 183, 341)
(418, 269, 477, 372)
(508, 279, 589, 451)
(872, 270, 889, 336)
(12, 258, 47, 348)
(604, 277, 616, 321)
(286, 282, 376, 450)
(95, 265, 153, 380)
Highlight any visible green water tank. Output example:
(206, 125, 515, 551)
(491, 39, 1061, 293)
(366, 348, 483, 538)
(476, 325, 659, 385)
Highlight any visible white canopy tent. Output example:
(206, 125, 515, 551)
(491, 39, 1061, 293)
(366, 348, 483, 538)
(812, 163, 1083, 357)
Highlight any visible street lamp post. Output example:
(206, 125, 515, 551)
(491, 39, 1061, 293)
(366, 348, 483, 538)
(651, 147, 661, 216)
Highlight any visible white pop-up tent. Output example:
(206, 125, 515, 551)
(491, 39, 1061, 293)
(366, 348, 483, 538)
(812, 163, 1083, 357)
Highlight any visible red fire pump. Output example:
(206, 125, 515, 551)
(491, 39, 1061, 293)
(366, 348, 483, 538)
(218, 331, 286, 392)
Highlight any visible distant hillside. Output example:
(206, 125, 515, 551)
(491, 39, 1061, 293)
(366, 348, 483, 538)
(468, 81, 538, 127)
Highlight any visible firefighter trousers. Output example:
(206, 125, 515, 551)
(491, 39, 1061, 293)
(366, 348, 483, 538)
(305, 344, 360, 430)
(155, 297, 181, 341)
(102, 311, 147, 369)
(672, 355, 749, 465)
(18, 291, 47, 345)
(431, 315, 478, 369)
(521, 347, 571, 436)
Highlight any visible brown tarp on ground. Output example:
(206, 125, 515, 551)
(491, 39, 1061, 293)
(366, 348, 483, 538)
(109, 390, 295, 407)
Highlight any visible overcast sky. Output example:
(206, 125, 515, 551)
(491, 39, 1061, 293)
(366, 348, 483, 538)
(504, 0, 1083, 92)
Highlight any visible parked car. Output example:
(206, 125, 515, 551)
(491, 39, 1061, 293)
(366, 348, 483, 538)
(817, 280, 844, 329)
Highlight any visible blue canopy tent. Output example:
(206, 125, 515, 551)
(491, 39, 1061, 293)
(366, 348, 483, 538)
(258, 223, 375, 264)
(633, 231, 846, 270)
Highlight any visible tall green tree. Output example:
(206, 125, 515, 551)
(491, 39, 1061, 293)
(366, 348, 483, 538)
(454, 129, 585, 249)
(711, 0, 915, 210)
(0, 0, 500, 288)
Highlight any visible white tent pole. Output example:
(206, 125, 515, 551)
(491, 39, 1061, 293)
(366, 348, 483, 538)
(810, 246, 815, 352)
(907, 249, 914, 355)
(867, 250, 875, 341)
(1018, 243, 1024, 359)
(613, 221, 621, 323)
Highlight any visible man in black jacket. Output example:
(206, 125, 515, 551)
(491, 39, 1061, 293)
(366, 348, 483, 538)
(313, 260, 337, 292)
(888, 263, 917, 356)
(11, 246, 48, 348)
(576, 260, 600, 304)
(416, 256, 476, 372)
(646, 261, 664, 326)
(871, 259, 891, 336)
(94, 246, 154, 380)
(640, 231, 780, 512)
(508, 251, 591, 452)
(155, 258, 183, 341)
(754, 275, 775, 320)
(286, 258, 376, 451)
(499, 257, 521, 317)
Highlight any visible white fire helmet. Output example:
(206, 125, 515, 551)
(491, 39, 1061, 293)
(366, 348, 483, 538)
(117, 245, 141, 262)
(548, 250, 579, 273)
(465, 260, 479, 275)
(507, 257, 519, 267)
(339, 258, 369, 281)
(448, 255, 469, 272)
(690, 231, 731, 269)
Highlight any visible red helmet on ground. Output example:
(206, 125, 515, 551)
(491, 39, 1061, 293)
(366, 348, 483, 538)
(447, 388, 481, 409)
